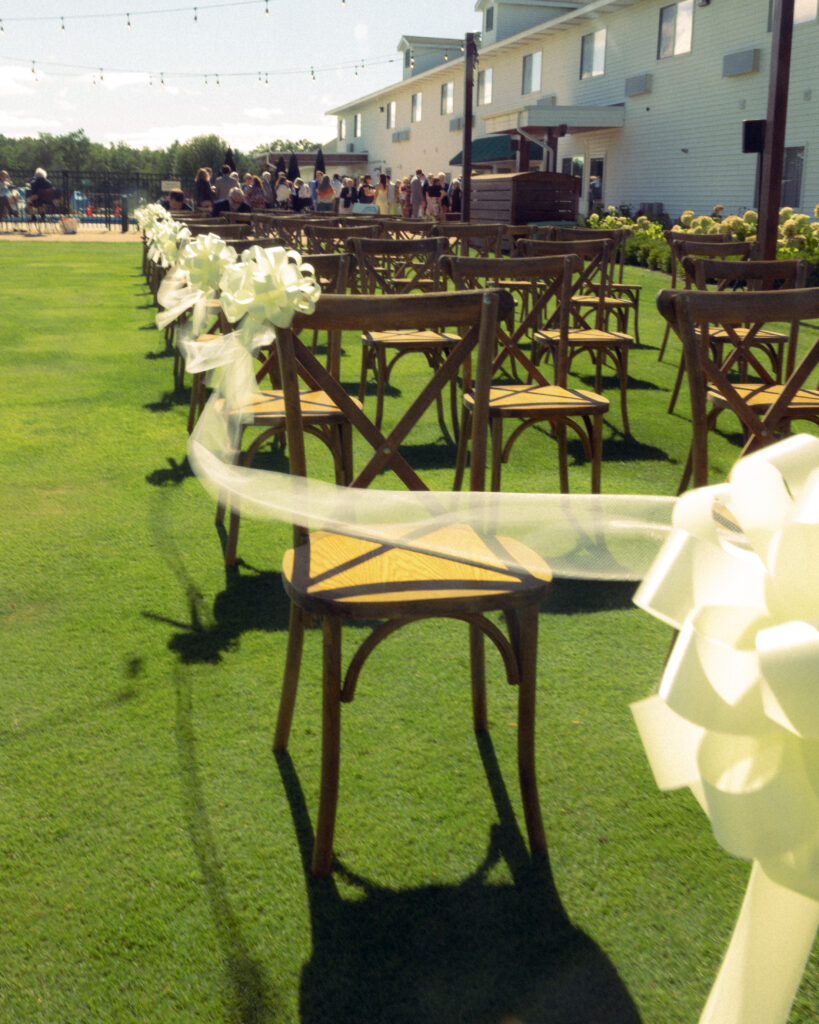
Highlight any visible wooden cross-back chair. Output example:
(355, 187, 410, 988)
(658, 233, 749, 362)
(269, 288, 551, 877)
(187, 221, 251, 240)
(547, 225, 641, 345)
(662, 238, 756, 412)
(519, 237, 633, 435)
(656, 286, 819, 491)
(346, 235, 458, 434)
(431, 222, 505, 257)
(667, 255, 811, 419)
(380, 219, 436, 240)
(443, 253, 609, 493)
(217, 252, 355, 566)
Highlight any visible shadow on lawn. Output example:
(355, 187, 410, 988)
(154, 571, 291, 664)
(175, 669, 282, 1024)
(277, 739, 642, 1024)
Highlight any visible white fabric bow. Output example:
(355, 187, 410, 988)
(633, 433, 819, 1024)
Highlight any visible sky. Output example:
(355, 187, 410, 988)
(0, 0, 481, 152)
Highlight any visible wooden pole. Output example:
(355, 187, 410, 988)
(462, 32, 477, 222)
(757, 0, 794, 259)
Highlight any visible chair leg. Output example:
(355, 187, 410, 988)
(516, 602, 546, 853)
(590, 413, 603, 493)
(490, 416, 504, 491)
(312, 615, 343, 877)
(274, 603, 307, 751)
(469, 623, 487, 733)
(453, 406, 472, 490)
(667, 352, 686, 414)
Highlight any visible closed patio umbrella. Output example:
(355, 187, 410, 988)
(288, 153, 300, 181)
(314, 147, 326, 174)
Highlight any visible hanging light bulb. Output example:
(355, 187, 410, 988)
(99, 67, 104, 82)
(61, 16, 66, 32)
(193, 6, 198, 22)
(127, 12, 132, 29)
(160, 71, 165, 86)
(310, 66, 315, 81)
(216, 74, 221, 87)
(444, 51, 449, 61)
(204, 74, 208, 86)
(264, 72, 269, 85)
(1, 19, 5, 32)
(264, 0, 269, 14)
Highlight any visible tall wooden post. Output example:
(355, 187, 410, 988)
(758, 0, 794, 259)
(462, 32, 478, 222)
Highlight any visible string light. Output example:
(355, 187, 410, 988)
(160, 71, 165, 85)
(204, 74, 208, 85)
(310, 66, 315, 81)
(127, 13, 132, 29)
(216, 73, 221, 86)
(264, 0, 269, 14)
(61, 16, 66, 32)
(193, 6, 198, 20)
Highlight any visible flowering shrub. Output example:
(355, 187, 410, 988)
(585, 204, 819, 281)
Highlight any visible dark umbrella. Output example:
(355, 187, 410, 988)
(314, 147, 326, 174)
(275, 154, 287, 175)
(224, 147, 236, 172)
(287, 152, 300, 181)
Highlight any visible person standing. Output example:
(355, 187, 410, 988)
(212, 164, 234, 201)
(374, 173, 390, 215)
(316, 174, 335, 212)
(194, 167, 214, 212)
(410, 169, 425, 218)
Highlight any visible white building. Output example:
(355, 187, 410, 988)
(325, 0, 819, 219)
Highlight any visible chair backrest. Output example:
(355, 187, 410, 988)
(431, 222, 505, 257)
(666, 234, 753, 289)
(681, 255, 808, 294)
(442, 253, 579, 386)
(550, 226, 630, 282)
(656, 286, 819, 486)
(347, 236, 449, 294)
(380, 220, 436, 240)
(189, 221, 250, 240)
(274, 290, 516, 529)
(305, 222, 385, 253)
(518, 237, 613, 329)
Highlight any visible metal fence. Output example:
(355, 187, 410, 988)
(1, 168, 171, 233)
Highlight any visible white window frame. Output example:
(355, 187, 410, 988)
(477, 68, 493, 106)
(658, 0, 693, 59)
(411, 92, 423, 123)
(440, 81, 454, 115)
(522, 51, 542, 95)
(386, 101, 396, 129)
(353, 113, 362, 138)
(580, 29, 606, 79)
(338, 118, 346, 141)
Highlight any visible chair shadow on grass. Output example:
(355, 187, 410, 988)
(277, 738, 642, 1024)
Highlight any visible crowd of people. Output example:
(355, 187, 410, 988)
(182, 164, 463, 220)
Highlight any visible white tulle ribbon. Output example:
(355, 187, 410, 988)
(156, 233, 238, 335)
(632, 433, 819, 1024)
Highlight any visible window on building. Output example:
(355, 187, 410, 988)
(411, 92, 422, 122)
(353, 113, 362, 138)
(386, 101, 396, 129)
(440, 81, 454, 115)
(338, 118, 346, 141)
(404, 49, 412, 69)
(477, 68, 493, 106)
(580, 29, 606, 79)
(485, 6, 494, 32)
(522, 51, 542, 94)
(781, 146, 804, 208)
(658, 0, 693, 59)
(561, 156, 584, 179)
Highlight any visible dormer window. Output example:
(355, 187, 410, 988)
(485, 6, 494, 32)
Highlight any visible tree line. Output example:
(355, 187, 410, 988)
(0, 130, 322, 189)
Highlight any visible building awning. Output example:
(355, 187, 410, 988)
(449, 134, 543, 166)
(483, 102, 625, 137)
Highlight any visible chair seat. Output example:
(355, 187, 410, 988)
(464, 382, 610, 417)
(534, 327, 631, 349)
(235, 388, 359, 425)
(282, 525, 551, 618)
(708, 382, 819, 412)
(362, 329, 460, 350)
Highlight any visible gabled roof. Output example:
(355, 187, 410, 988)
(397, 35, 465, 51)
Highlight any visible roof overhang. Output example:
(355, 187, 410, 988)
(484, 102, 625, 136)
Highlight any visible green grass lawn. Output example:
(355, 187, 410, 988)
(1, 241, 816, 1023)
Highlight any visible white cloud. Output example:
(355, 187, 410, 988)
(354, 23, 368, 40)
(0, 65, 37, 98)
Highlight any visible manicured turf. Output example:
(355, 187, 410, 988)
(1, 241, 816, 1023)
